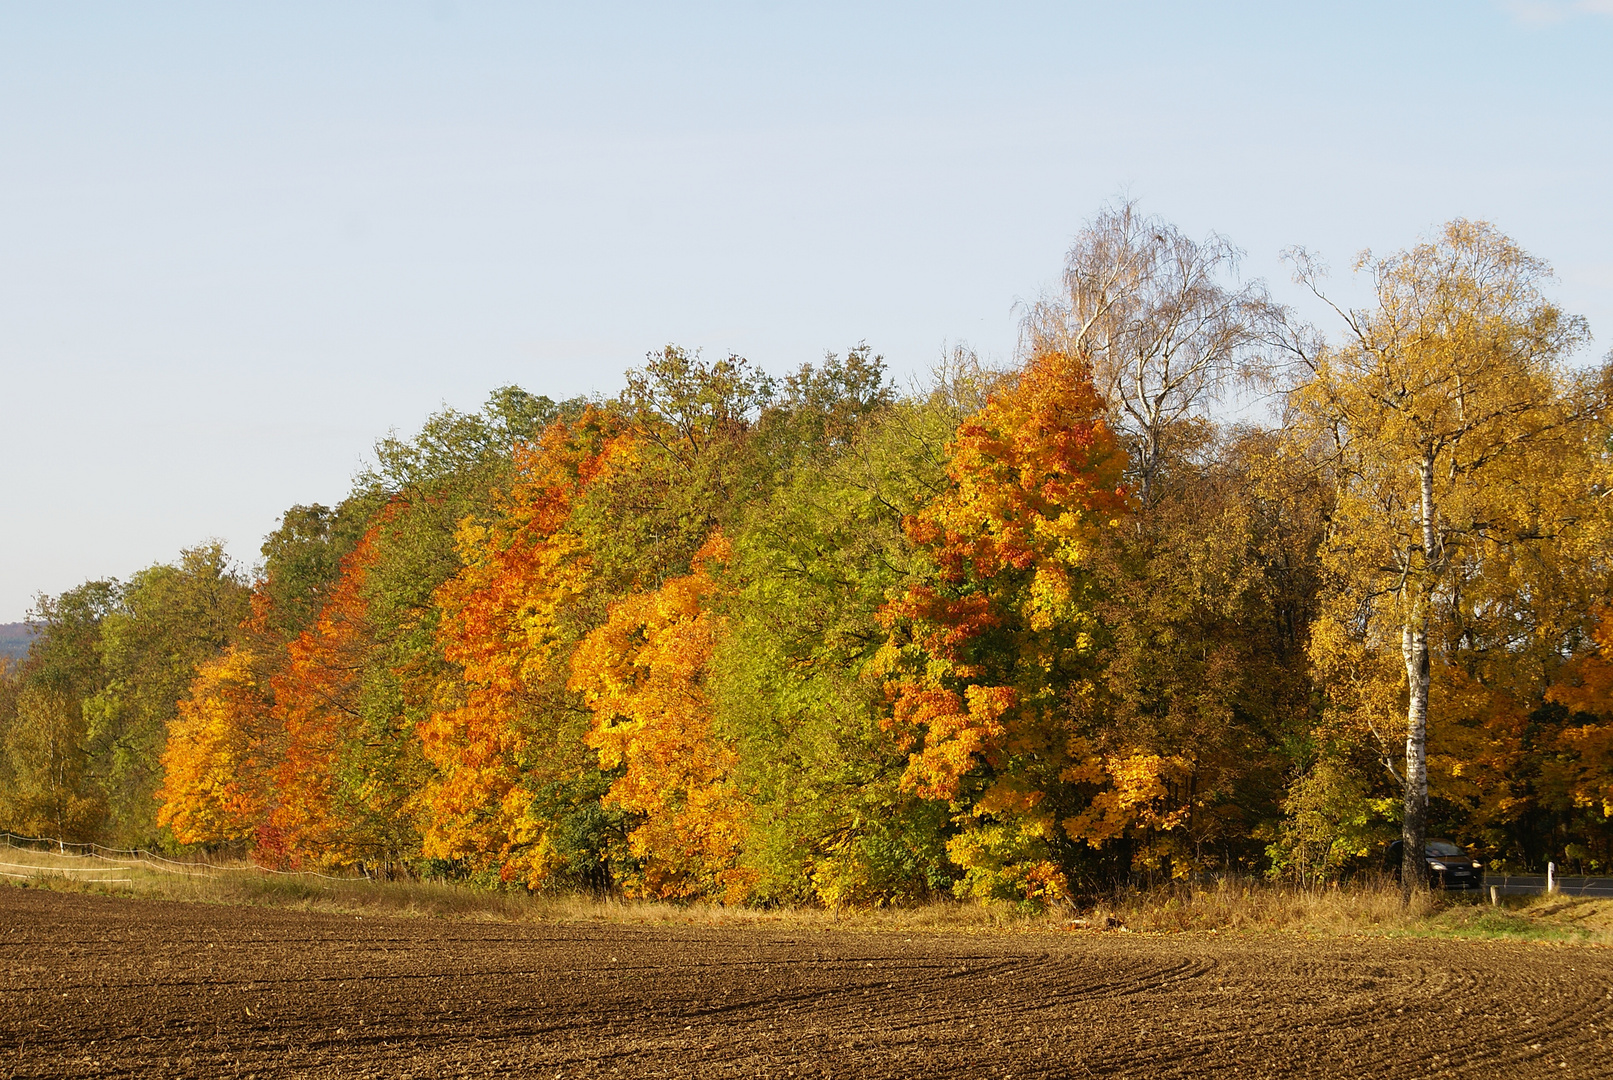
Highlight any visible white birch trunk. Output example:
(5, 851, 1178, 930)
(1401, 454, 1436, 898)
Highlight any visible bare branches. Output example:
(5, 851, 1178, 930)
(1023, 200, 1281, 505)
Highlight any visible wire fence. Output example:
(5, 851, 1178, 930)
(0, 830, 361, 883)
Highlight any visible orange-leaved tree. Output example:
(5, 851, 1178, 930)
(874, 347, 1133, 904)
(568, 532, 754, 902)
(1545, 612, 1613, 822)
(266, 526, 385, 868)
(156, 504, 369, 854)
(424, 407, 627, 888)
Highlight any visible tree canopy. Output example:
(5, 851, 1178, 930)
(3, 215, 1609, 904)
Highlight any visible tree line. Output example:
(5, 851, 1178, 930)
(3, 207, 1610, 905)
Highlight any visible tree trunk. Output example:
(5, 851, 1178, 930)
(1401, 619, 1430, 899)
(1400, 454, 1437, 901)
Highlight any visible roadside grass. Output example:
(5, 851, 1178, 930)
(1083, 877, 1613, 945)
(4, 841, 1608, 943)
(1447, 895, 1613, 945)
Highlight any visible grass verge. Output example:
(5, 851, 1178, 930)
(3, 842, 1607, 943)
(0, 843, 1038, 932)
(1082, 877, 1613, 945)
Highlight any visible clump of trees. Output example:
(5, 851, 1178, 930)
(3, 207, 1609, 905)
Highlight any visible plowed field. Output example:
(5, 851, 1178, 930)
(2, 888, 1610, 1078)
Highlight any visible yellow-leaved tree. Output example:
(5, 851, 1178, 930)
(568, 533, 754, 902)
(156, 645, 276, 846)
(1286, 220, 1600, 894)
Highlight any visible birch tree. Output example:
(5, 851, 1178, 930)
(1286, 220, 1592, 895)
(1023, 201, 1276, 505)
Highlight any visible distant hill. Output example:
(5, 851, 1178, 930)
(0, 622, 36, 663)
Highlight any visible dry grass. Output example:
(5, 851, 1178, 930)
(4, 841, 1607, 943)
(0, 846, 1046, 932)
(1079, 877, 1613, 945)
(1083, 877, 1439, 935)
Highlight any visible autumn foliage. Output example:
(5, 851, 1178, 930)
(422, 408, 624, 886)
(1546, 613, 1613, 820)
(5, 214, 1610, 902)
(156, 645, 275, 845)
(874, 348, 1131, 900)
(570, 533, 754, 901)
(264, 529, 384, 866)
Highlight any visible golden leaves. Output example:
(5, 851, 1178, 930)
(156, 645, 274, 846)
(569, 537, 751, 900)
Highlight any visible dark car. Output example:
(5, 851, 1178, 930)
(1386, 839, 1485, 891)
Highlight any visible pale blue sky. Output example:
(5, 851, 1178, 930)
(2, 1, 1609, 620)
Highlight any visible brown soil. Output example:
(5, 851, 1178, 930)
(2, 888, 1610, 1079)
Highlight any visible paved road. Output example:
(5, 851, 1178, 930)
(1488, 874, 1613, 898)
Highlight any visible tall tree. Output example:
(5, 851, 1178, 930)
(82, 545, 251, 845)
(569, 534, 752, 901)
(424, 406, 628, 889)
(0, 582, 117, 838)
(1089, 424, 1328, 876)
(1023, 200, 1276, 506)
(1286, 220, 1596, 895)
(1546, 611, 1613, 836)
(262, 387, 576, 872)
(154, 501, 374, 853)
(156, 645, 276, 846)
(874, 346, 1131, 904)
(267, 526, 392, 868)
(717, 370, 961, 906)
(1, 684, 105, 841)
